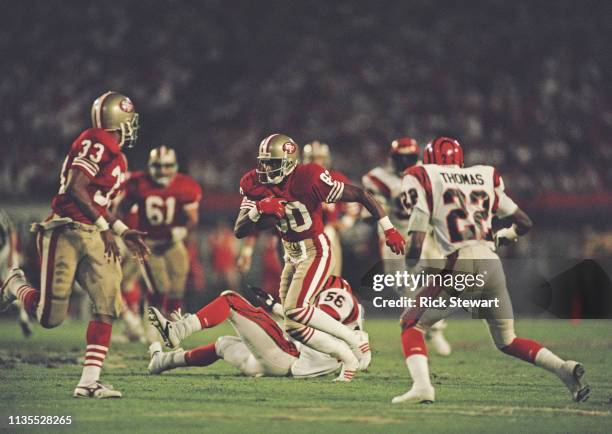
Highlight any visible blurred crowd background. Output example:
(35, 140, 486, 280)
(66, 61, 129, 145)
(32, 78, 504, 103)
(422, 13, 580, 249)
(1, 0, 611, 307)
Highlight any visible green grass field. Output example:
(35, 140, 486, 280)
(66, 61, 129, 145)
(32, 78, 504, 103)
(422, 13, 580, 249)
(0, 317, 610, 433)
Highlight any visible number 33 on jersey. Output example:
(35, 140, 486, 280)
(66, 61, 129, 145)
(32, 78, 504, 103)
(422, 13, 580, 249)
(52, 128, 128, 224)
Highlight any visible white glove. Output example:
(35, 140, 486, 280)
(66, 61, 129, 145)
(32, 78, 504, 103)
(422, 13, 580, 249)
(495, 224, 519, 247)
(171, 227, 188, 243)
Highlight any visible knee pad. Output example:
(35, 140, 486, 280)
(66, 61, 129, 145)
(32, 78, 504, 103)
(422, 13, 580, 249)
(215, 335, 241, 357)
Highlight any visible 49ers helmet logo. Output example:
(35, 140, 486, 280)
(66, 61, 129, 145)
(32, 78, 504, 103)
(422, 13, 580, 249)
(283, 141, 297, 154)
(119, 98, 134, 113)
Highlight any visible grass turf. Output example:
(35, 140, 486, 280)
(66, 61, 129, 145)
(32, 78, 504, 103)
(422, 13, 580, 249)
(0, 317, 610, 433)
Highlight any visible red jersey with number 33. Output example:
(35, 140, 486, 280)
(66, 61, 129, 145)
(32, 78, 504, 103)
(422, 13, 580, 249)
(52, 128, 127, 224)
(123, 171, 202, 241)
(239, 163, 345, 242)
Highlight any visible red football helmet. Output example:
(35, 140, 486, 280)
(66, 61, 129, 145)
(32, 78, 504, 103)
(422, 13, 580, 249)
(423, 137, 464, 167)
(390, 137, 420, 173)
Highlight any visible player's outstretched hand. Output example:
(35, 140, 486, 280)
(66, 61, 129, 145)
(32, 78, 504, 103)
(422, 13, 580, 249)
(384, 227, 406, 255)
(494, 226, 519, 248)
(123, 229, 151, 261)
(256, 197, 286, 219)
(241, 285, 276, 312)
(101, 229, 121, 263)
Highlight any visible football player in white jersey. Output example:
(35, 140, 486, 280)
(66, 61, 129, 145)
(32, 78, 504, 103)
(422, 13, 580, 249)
(392, 137, 590, 404)
(362, 138, 451, 356)
(147, 275, 368, 379)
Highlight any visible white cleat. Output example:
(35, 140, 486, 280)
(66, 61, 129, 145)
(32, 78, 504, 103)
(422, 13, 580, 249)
(426, 329, 452, 357)
(0, 267, 25, 311)
(558, 361, 591, 403)
(333, 363, 357, 382)
(147, 342, 185, 375)
(73, 381, 122, 399)
(391, 385, 435, 404)
(147, 306, 192, 349)
(351, 330, 372, 371)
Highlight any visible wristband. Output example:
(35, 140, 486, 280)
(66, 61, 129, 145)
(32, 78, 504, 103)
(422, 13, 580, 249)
(112, 219, 129, 237)
(378, 216, 394, 232)
(94, 216, 110, 231)
(248, 206, 261, 222)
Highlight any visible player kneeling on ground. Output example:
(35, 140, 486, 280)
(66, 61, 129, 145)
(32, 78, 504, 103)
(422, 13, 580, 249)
(147, 276, 368, 380)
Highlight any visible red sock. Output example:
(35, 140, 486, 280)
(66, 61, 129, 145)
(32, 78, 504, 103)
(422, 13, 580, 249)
(185, 343, 219, 366)
(84, 321, 112, 368)
(501, 337, 543, 364)
(401, 327, 428, 358)
(15, 285, 39, 316)
(195, 296, 230, 328)
(165, 298, 182, 314)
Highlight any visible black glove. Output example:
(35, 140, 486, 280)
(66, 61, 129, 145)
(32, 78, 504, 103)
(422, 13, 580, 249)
(240, 285, 276, 312)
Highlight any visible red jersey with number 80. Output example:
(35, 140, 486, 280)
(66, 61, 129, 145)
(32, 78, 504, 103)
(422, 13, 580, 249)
(122, 171, 202, 241)
(52, 128, 127, 224)
(239, 163, 346, 242)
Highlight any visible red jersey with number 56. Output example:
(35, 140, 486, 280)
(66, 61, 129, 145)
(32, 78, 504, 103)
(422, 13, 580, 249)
(52, 128, 127, 224)
(239, 163, 345, 242)
(123, 172, 202, 241)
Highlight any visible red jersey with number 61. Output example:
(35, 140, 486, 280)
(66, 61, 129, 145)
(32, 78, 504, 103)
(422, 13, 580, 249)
(122, 172, 202, 241)
(52, 128, 127, 224)
(239, 163, 345, 242)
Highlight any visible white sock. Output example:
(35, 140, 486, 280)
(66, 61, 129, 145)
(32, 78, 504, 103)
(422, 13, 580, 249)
(168, 350, 187, 368)
(78, 344, 108, 386)
(302, 307, 360, 348)
(306, 328, 358, 367)
(534, 348, 565, 374)
(185, 314, 202, 335)
(406, 354, 432, 388)
(78, 365, 101, 386)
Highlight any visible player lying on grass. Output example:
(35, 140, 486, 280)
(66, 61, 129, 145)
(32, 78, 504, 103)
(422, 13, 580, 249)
(147, 276, 368, 379)
(392, 137, 590, 404)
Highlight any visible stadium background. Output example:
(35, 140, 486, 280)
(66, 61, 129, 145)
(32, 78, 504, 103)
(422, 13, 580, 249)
(1, 0, 611, 314)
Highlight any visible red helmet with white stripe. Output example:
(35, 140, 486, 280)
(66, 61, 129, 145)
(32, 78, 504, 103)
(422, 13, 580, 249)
(390, 137, 420, 174)
(423, 137, 464, 167)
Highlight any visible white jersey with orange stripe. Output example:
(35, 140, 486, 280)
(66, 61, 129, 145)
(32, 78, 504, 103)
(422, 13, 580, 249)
(402, 164, 518, 257)
(362, 165, 413, 235)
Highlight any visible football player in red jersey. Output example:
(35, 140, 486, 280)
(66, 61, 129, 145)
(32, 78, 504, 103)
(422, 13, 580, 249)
(0, 91, 149, 398)
(116, 145, 201, 315)
(302, 140, 358, 275)
(150, 133, 405, 382)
